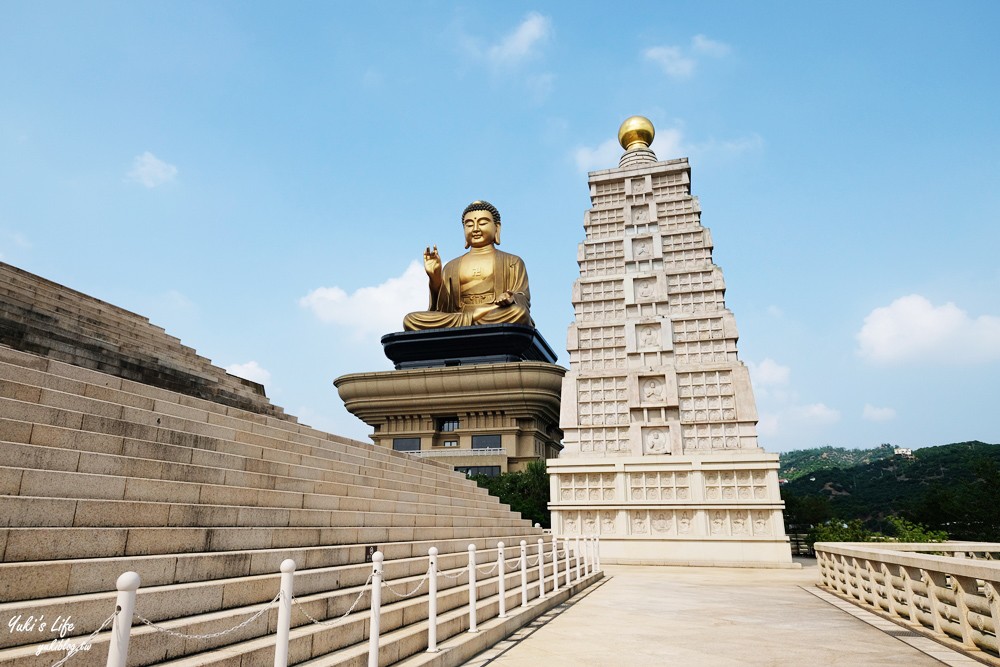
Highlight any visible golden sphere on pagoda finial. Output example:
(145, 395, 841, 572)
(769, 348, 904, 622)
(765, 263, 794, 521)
(618, 116, 655, 151)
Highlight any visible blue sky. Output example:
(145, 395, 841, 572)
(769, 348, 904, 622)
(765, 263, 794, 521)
(2, 2, 998, 452)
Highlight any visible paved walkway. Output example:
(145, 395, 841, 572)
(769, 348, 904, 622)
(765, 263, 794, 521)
(463, 560, 979, 667)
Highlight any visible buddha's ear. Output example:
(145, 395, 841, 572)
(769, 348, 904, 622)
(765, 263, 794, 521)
(495, 223, 501, 245)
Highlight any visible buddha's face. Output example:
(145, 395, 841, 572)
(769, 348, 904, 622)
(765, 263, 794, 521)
(463, 209, 498, 248)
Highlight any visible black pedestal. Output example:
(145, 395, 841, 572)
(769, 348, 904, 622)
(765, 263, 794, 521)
(381, 324, 558, 370)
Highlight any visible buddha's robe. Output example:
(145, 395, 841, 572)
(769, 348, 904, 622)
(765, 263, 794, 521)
(403, 249, 533, 330)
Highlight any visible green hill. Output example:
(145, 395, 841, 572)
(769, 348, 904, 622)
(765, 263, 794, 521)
(780, 441, 1000, 541)
(780, 444, 895, 481)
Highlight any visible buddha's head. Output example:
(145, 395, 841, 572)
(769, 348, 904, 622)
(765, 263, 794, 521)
(461, 200, 501, 249)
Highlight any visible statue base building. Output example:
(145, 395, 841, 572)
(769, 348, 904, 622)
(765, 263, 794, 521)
(336, 325, 564, 476)
(552, 118, 794, 567)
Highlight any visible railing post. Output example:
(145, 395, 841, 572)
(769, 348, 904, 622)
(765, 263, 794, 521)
(368, 551, 383, 667)
(427, 547, 438, 653)
(952, 575, 978, 648)
(520, 540, 529, 607)
(584, 536, 592, 575)
(595, 535, 602, 572)
(467, 544, 478, 633)
(497, 542, 507, 618)
(575, 537, 582, 583)
(536, 538, 546, 599)
(106, 571, 140, 667)
(274, 559, 295, 667)
(551, 539, 560, 593)
(564, 539, 571, 588)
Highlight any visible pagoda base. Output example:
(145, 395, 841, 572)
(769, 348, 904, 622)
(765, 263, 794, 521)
(547, 452, 796, 568)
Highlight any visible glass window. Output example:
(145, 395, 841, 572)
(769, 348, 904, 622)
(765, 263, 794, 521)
(471, 434, 502, 449)
(437, 417, 460, 432)
(455, 465, 501, 477)
(392, 437, 421, 452)
(442, 440, 458, 447)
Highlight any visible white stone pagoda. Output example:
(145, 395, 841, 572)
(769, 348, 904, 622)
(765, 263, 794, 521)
(549, 117, 794, 566)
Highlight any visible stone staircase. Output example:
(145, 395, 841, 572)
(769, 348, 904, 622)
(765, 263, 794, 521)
(0, 264, 601, 666)
(0, 262, 286, 419)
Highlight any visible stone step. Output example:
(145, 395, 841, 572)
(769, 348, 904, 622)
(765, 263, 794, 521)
(0, 551, 581, 667)
(0, 523, 544, 562)
(0, 416, 490, 511)
(0, 348, 474, 493)
(0, 543, 564, 650)
(0, 533, 551, 602)
(0, 300, 219, 384)
(0, 276, 207, 360)
(0, 396, 487, 503)
(0, 433, 499, 522)
(0, 466, 520, 526)
(0, 267, 169, 339)
(0, 297, 280, 416)
(0, 492, 530, 531)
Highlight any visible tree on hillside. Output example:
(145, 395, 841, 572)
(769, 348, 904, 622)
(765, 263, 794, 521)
(472, 460, 550, 528)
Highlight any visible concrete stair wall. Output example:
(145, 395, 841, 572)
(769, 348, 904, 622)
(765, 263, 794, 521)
(0, 343, 597, 666)
(0, 263, 602, 665)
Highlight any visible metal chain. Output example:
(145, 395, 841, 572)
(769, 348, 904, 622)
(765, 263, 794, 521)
(526, 555, 540, 567)
(440, 567, 467, 580)
(383, 569, 430, 598)
(133, 590, 280, 640)
(477, 560, 500, 577)
(49, 610, 119, 667)
(292, 572, 373, 627)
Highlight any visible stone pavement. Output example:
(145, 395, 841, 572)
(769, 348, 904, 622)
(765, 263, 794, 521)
(463, 560, 979, 667)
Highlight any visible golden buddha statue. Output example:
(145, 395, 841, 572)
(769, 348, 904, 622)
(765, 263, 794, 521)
(402, 200, 533, 331)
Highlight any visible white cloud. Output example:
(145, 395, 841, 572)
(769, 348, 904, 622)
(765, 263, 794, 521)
(488, 12, 551, 66)
(573, 125, 761, 172)
(692, 34, 731, 58)
(644, 34, 731, 80)
(857, 294, 1000, 365)
(643, 46, 696, 79)
(748, 358, 791, 387)
(299, 261, 426, 338)
(863, 404, 897, 422)
(128, 152, 178, 188)
(573, 139, 622, 172)
(789, 403, 841, 424)
(650, 127, 684, 159)
(226, 360, 271, 386)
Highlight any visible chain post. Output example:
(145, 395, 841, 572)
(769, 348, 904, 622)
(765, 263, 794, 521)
(467, 544, 478, 633)
(497, 542, 507, 618)
(427, 547, 438, 653)
(106, 571, 140, 667)
(536, 538, 546, 599)
(575, 537, 582, 583)
(551, 539, 560, 593)
(520, 540, 529, 607)
(368, 551, 383, 667)
(564, 538, 571, 588)
(274, 559, 295, 667)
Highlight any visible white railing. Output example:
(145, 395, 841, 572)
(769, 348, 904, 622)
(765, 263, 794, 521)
(815, 541, 1000, 661)
(48, 535, 601, 667)
(410, 448, 505, 458)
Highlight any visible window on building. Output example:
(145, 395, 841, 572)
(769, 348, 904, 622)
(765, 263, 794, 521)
(471, 434, 502, 450)
(455, 465, 501, 478)
(442, 440, 458, 447)
(392, 437, 421, 452)
(437, 417, 460, 432)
